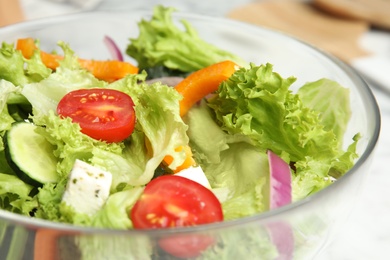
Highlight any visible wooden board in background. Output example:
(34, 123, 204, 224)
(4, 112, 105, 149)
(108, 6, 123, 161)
(313, 0, 390, 30)
(228, 1, 371, 62)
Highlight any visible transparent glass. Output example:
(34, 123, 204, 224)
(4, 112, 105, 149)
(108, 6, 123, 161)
(0, 11, 380, 260)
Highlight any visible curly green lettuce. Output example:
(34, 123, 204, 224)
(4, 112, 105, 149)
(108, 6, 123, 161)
(206, 63, 359, 202)
(298, 78, 351, 143)
(0, 41, 51, 87)
(126, 5, 245, 72)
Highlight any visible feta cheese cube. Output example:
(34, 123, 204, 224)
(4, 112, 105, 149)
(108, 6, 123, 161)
(175, 166, 231, 203)
(62, 159, 112, 215)
(175, 166, 211, 189)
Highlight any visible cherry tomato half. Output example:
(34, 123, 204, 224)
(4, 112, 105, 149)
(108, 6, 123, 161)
(131, 175, 223, 229)
(158, 234, 216, 259)
(57, 88, 136, 143)
(131, 175, 223, 258)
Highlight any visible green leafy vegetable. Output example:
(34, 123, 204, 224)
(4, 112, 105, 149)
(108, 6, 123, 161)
(126, 5, 245, 72)
(0, 173, 37, 214)
(16, 41, 189, 227)
(298, 78, 351, 143)
(0, 9, 360, 255)
(34, 180, 66, 221)
(207, 63, 359, 200)
(200, 226, 278, 260)
(90, 187, 144, 229)
(0, 80, 18, 133)
(105, 74, 189, 185)
(0, 80, 22, 175)
(21, 42, 106, 117)
(75, 230, 153, 260)
(186, 101, 269, 220)
(0, 41, 51, 87)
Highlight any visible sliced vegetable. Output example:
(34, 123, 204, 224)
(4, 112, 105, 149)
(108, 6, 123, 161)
(0, 41, 51, 86)
(268, 150, 292, 209)
(163, 145, 196, 173)
(103, 35, 124, 61)
(131, 175, 222, 258)
(159, 234, 215, 259)
(14, 38, 36, 61)
(34, 229, 60, 260)
(4, 122, 59, 186)
(266, 221, 294, 260)
(57, 88, 136, 143)
(77, 59, 138, 82)
(34, 229, 78, 260)
(131, 175, 223, 229)
(174, 60, 239, 117)
(16, 38, 139, 82)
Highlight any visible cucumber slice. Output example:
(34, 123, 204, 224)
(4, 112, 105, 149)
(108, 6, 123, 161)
(4, 122, 59, 186)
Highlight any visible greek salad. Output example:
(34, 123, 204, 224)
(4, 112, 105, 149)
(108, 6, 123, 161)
(0, 5, 359, 259)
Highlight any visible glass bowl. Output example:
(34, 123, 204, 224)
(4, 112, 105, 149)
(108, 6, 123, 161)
(0, 10, 380, 260)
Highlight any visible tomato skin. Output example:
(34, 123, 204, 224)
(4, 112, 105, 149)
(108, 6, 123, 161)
(158, 234, 215, 259)
(131, 175, 223, 258)
(131, 175, 223, 229)
(57, 88, 136, 143)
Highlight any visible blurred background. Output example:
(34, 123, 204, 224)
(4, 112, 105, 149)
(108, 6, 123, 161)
(1, 0, 390, 259)
(2, 0, 390, 90)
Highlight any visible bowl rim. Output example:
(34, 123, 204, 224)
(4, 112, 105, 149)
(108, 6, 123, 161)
(0, 9, 381, 235)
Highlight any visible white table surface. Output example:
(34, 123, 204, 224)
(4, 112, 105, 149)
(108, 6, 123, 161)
(15, 0, 390, 259)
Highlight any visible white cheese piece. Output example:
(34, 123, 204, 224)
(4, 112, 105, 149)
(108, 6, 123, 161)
(175, 166, 231, 203)
(175, 166, 211, 189)
(62, 159, 112, 215)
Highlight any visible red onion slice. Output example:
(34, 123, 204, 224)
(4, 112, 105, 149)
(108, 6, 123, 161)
(103, 35, 123, 61)
(267, 150, 292, 209)
(267, 221, 294, 260)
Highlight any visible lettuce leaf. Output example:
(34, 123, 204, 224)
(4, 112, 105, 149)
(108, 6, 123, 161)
(298, 78, 351, 143)
(186, 102, 269, 219)
(33, 111, 123, 179)
(91, 133, 148, 192)
(207, 63, 359, 199)
(0, 173, 37, 215)
(32, 76, 188, 226)
(21, 42, 106, 116)
(55, 186, 144, 229)
(75, 228, 153, 260)
(91, 187, 144, 229)
(106, 74, 189, 186)
(126, 5, 245, 72)
(0, 80, 18, 133)
(0, 41, 51, 87)
(0, 80, 21, 174)
(185, 100, 229, 165)
(19, 42, 189, 226)
(34, 181, 66, 221)
(199, 225, 278, 260)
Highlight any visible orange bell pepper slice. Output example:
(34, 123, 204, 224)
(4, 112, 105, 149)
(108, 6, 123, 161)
(33, 228, 79, 260)
(163, 145, 196, 173)
(166, 60, 238, 172)
(174, 60, 239, 117)
(16, 38, 139, 82)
